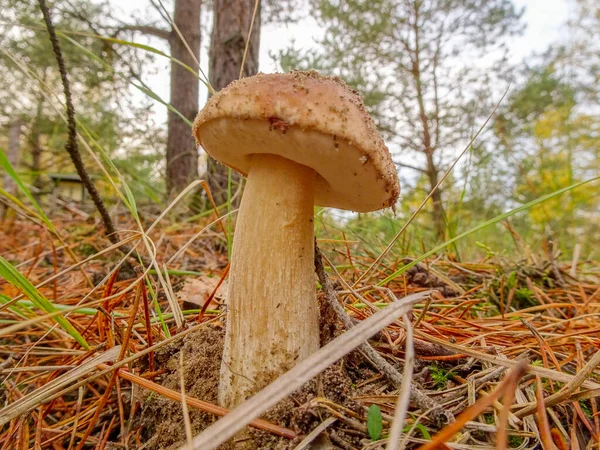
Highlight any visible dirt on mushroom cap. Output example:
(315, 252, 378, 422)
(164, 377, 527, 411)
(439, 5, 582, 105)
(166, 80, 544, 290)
(192, 70, 400, 213)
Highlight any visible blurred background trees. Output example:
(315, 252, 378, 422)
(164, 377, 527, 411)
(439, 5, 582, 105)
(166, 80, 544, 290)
(1, 0, 598, 258)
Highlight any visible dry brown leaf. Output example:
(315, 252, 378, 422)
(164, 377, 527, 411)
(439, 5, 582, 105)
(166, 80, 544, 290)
(177, 275, 227, 309)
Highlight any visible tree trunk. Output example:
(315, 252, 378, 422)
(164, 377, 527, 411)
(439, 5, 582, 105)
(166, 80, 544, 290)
(411, 0, 445, 240)
(31, 97, 44, 197)
(206, 0, 261, 206)
(166, 0, 201, 196)
(31, 128, 42, 194)
(425, 152, 445, 240)
(1, 119, 22, 221)
(3, 119, 23, 194)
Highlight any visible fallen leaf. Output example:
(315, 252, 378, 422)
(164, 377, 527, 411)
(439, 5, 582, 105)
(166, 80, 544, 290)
(177, 275, 227, 310)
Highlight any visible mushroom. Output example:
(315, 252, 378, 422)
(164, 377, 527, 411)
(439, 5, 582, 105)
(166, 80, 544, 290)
(193, 70, 399, 408)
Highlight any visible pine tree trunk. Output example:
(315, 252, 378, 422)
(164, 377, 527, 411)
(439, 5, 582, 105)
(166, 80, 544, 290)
(425, 151, 445, 240)
(206, 0, 261, 206)
(31, 100, 44, 197)
(166, 0, 201, 196)
(3, 119, 22, 194)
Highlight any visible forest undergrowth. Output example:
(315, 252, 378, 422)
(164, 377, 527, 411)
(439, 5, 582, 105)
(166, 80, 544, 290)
(1, 210, 599, 449)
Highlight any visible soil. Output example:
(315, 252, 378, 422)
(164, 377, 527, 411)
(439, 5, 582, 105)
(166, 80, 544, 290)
(138, 322, 379, 450)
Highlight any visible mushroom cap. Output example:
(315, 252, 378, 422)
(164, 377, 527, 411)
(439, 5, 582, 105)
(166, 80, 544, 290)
(193, 71, 400, 212)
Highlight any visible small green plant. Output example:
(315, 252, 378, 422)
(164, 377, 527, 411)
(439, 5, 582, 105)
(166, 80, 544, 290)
(367, 404, 383, 441)
(508, 435, 525, 447)
(579, 400, 593, 417)
(430, 364, 450, 390)
(77, 243, 97, 257)
(403, 422, 431, 439)
(514, 288, 534, 304)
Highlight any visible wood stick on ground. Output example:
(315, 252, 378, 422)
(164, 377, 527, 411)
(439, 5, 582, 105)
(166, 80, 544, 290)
(314, 244, 453, 424)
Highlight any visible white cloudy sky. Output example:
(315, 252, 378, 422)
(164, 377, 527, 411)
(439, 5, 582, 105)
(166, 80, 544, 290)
(115, 0, 574, 124)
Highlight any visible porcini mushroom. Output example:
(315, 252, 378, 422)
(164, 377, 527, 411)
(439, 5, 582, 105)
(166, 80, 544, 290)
(193, 71, 399, 408)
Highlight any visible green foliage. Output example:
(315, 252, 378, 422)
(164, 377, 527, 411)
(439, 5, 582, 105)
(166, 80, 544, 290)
(0, 0, 165, 206)
(579, 400, 593, 417)
(514, 288, 534, 305)
(0, 146, 54, 231)
(367, 404, 383, 441)
(508, 435, 525, 448)
(429, 364, 450, 390)
(495, 58, 600, 256)
(379, 175, 599, 285)
(403, 420, 431, 439)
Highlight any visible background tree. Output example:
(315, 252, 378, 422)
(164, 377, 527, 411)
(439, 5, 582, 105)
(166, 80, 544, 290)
(0, 0, 158, 201)
(495, 57, 599, 254)
(277, 0, 524, 240)
(205, 0, 261, 206)
(118, 0, 201, 197)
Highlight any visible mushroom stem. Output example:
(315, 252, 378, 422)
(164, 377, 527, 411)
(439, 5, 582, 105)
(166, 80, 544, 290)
(220, 153, 320, 408)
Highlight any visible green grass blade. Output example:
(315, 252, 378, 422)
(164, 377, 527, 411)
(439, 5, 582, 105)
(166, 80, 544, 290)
(50, 27, 213, 93)
(0, 296, 106, 317)
(0, 187, 45, 225)
(122, 182, 139, 221)
(378, 176, 600, 286)
(0, 147, 55, 232)
(148, 269, 203, 277)
(0, 256, 90, 349)
(58, 32, 193, 127)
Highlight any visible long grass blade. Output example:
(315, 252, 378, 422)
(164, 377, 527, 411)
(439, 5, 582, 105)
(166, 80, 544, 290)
(0, 256, 89, 350)
(0, 147, 54, 232)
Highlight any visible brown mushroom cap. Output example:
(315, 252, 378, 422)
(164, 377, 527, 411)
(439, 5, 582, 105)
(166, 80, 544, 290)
(193, 70, 400, 212)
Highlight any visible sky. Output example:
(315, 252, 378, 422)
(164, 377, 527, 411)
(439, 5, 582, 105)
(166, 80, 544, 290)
(116, 0, 573, 125)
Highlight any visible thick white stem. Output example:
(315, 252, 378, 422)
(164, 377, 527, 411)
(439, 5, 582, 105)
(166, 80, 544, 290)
(219, 153, 320, 408)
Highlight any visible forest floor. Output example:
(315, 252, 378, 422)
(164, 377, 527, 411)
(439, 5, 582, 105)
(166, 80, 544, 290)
(1, 212, 599, 449)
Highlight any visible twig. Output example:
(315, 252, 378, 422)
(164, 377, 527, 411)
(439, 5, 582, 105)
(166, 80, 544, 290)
(535, 375, 557, 450)
(514, 348, 600, 418)
(293, 417, 337, 450)
(180, 352, 193, 450)
(314, 244, 453, 424)
(101, 363, 295, 439)
(38, 0, 119, 245)
(570, 243, 581, 278)
(547, 238, 567, 288)
(239, 0, 260, 79)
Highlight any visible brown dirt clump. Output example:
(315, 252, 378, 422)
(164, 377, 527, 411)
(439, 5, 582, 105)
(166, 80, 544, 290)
(138, 326, 231, 450)
(138, 324, 371, 450)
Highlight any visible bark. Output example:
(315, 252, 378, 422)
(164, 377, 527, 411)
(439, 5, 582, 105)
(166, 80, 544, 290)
(206, 0, 261, 206)
(425, 151, 445, 240)
(166, 0, 201, 196)
(31, 98, 44, 196)
(31, 129, 42, 194)
(411, 0, 445, 240)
